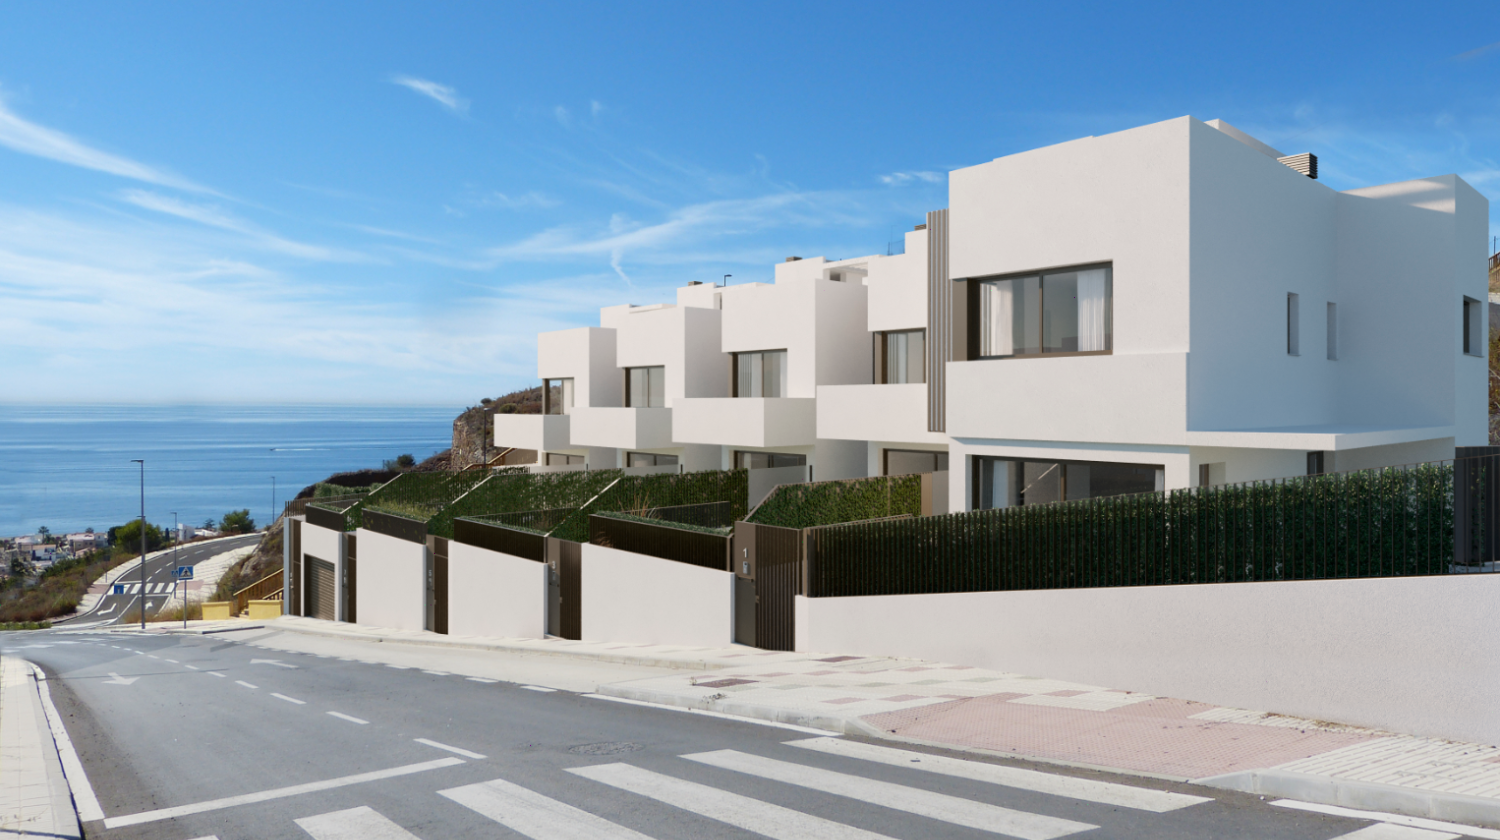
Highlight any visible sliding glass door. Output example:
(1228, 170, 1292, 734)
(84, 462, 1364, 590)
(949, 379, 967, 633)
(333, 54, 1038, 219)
(975, 264, 1111, 359)
(734, 350, 788, 397)
(974, 456, 1161, 509)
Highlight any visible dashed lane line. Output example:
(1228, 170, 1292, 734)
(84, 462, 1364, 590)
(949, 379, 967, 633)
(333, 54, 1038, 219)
(272, 693, 306, 705)
(414, 738, 487, 760)
(328, 711, 369, 725)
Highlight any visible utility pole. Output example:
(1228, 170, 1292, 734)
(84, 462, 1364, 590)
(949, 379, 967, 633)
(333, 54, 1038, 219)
(132, 459, 145, 629)
(271, 476, 276, 528)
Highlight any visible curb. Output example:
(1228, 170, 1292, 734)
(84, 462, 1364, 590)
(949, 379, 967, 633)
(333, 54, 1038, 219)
(0, 658, 83, 839)
(1197, 769, 1500, 831)
(594, 683, 853, 734)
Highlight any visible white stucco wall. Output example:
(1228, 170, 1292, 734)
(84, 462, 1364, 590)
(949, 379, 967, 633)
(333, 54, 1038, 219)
(538, 326, 619, 409)
(352, 529, 426, 632)
(614, 305, 727, 406)
(580, 544, 734, 647)
(797, 574, 1500, 747)
(673, 397, 816, 449)
(446, 542, 547, 639)
(818, 383, 951, 445)
(867, 228, 929, 333)
(300, 521, 344, 619)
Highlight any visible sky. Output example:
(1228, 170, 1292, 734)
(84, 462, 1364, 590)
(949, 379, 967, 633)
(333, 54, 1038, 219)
(1, 1, 1497, 404)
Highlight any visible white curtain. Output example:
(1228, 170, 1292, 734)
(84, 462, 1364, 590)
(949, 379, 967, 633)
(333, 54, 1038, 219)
(1077, 269, 1108, 352)
(980, 280, 1014, 356)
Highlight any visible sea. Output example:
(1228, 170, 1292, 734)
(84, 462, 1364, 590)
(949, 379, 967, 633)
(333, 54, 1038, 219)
(0, 404, 460, 538)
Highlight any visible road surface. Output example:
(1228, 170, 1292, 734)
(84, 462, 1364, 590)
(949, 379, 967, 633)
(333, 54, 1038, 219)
(53, 533, 262, 628)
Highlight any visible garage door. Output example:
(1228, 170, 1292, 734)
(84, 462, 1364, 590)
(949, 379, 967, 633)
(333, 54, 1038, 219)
(305, 555, 336, 621)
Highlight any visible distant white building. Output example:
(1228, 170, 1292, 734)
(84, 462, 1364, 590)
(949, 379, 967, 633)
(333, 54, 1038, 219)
(491, 116, 1488, 509)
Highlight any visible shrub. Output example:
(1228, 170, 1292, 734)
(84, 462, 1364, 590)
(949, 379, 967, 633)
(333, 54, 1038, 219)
(748, 474, 923, 530)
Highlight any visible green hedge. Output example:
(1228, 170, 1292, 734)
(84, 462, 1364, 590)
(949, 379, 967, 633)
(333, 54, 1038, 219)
(748, 474, 923, 529)
(809, 463, 1456, 597)
(593, 502, 734, 536)
(360, 471, 492, 526)
(429, 468, 620, 538)
(550, 469, 748, 542)
(453, 507, 577, 536)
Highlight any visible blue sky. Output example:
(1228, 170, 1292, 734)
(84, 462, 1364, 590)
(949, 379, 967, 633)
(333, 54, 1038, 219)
(1, 1, 1497, 404)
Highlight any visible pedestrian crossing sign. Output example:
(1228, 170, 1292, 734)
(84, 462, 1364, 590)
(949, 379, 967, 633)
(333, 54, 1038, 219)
(112, 584, 124, 594)
(176, 566, 193, 580)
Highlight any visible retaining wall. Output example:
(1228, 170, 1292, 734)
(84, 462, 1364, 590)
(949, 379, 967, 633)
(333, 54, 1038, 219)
(580, 544, 734, 647)
(447, 542, 547, 639)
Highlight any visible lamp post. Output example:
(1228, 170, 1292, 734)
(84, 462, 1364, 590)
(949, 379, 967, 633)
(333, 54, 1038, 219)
(131, 459, 145, 629)
(171, 511, 182, 629)
(271, 476, 276, 529)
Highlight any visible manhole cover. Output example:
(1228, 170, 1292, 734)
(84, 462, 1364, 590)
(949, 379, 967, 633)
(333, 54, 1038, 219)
(569, 741, 643, 756)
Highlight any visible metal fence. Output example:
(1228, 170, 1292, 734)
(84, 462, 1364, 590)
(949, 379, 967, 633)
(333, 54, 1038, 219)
(589, 511, 731, 571)
(808, 459, 1488, 599)
(451, 510, 571, 562)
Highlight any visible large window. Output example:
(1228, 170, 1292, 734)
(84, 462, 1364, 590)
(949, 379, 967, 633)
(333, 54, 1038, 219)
(884, 449, 948, 476)
(974, 456, 1162, 509)
(734, 450, 806, 469)
(625, 366, 665, 407)
(876, 330, 925, 384)
(972, 264, 1111, 358)
(545, 453, 583, 466)
(734, 350, 788, 397)
(543, 378, 574, 415)
(627, 452, 678, 467)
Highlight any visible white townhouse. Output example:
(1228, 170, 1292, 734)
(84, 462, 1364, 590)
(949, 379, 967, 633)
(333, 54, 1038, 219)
(494, 115, 1488, 512)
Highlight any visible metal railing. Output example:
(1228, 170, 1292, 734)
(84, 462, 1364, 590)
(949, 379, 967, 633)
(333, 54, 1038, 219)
(589, 513, 731, 571)
(808, 458, 1490, 598)
(233, 569, 284, 615)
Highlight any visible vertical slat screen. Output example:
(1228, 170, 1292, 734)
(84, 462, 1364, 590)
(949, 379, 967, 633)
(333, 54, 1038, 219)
(925, 208, 950, 432)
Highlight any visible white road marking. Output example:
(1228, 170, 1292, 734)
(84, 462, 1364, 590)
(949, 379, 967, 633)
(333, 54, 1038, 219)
(251, 658, 297, 668)
(570, 762, 900, 839)
(102, 758, 465, 829)
(146, 654, 158, 659)
(791, 737, 1209, 813)
(582, 693, 841, 736)
(102, 672, 139, 686)
(272, 693, 306, 705)
(296, 805, 421, 839)
(415, 738, 487, 759)
(465, 677, 496, 683)
(385, 664, 410, 669)
(1325, 825, 1461, 840)
(328, 711, 369, 725)
(30, 662, 105, 822)
(236, 680, 258, 689)
(207, 671, 226, 678)
(1270, 801, 1500, 839)
(184, 836, 221, 840)
(422, 670, 449, 676)
(684, 749, 1096, 840)
(164, 658, 178, 663)
(521, 685, 555, 692)
(440, 776, 654, 839)
(184, 664, 199, 670)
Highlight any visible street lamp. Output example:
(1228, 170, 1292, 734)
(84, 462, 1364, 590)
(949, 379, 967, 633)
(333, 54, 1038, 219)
(131, 459, 145, 630)
(271, 476, 276, 529)
(171, 511, 182, 629)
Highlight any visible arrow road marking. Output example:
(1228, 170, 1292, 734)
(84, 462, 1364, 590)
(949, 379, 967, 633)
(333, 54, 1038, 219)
(103, 673, 139, 686)
(251, 659, 298, 668)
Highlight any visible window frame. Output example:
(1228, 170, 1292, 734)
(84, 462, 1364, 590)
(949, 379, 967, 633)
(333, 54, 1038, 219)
(1463, 296, 1484, 357)
(971, 454, 1164, 510)
(966, 262, 1113, 361)
(874, 329, 926, 384)
(1287, 293, 1301, 356)
(542, 378, 574, 415)
(733, 450, 806, 469)
(623, 366, 666, 408)
(626, 451, 678, 468)
(731, 349, 789, 398)
(882, 448, 948, 476)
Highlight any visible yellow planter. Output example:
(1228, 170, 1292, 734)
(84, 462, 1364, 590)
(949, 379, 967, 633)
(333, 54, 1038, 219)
(247, 600, 282, 620)
(202, 601, 233, 621)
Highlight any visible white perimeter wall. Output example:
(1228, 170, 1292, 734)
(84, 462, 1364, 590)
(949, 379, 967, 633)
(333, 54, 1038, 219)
(353, 529, 426, 632)
(447, 542, 547, 639)
(798, 574, 1500, 746)
(300, 521, 344, 620)
(580, 544, 734, 647)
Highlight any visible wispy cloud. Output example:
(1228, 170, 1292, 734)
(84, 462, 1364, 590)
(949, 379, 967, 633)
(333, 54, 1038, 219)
(1452, 40, 1500, 61)
(117, 189, 366, 262)
(878, 170, 944, 186)
(554, 105, 571, 127)
(467, 190, 561, 210)
(390, 75, 469, 114)
(0, 94, 206, 192)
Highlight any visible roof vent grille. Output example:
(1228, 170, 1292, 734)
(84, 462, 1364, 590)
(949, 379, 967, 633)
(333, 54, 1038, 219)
(1278, 153, 1318, 179)
(785, 256, 802, 262)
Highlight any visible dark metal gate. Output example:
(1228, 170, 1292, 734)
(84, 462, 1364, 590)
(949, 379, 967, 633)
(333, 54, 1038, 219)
(428, 537, 449, 635)
(1456, 446, 1500, 566)
(734, 522, 801, 651)
(547, 538, 582, 640)
(288, 519, 302, 616)
(343, 532, 357, 623)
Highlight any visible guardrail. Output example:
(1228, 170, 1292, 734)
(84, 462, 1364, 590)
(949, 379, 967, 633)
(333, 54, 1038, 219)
(233, 568, 284, 616)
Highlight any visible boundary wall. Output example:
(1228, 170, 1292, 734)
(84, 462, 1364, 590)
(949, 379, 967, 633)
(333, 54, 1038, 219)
(796, 574, 1500, 746)
(580, 544, 734, 647)
(353, 529, 426, 632)
(447, 542, 547, 638)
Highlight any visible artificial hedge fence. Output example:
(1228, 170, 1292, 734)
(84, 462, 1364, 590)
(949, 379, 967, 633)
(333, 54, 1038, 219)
(549, 468, 749, 543)
(748, 473, 923, 530)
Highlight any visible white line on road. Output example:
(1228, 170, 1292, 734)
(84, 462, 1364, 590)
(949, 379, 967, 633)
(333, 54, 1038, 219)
(328, 711, 369, 725)
(683, 749, 1097, 840)
(521, 685, 555, 692)
(422, 670, 450, 676)
(164, 658, 178, 663)
(102, 757, 464, 829)
(570, 762, 899, 840)
(296, 805, 422, 839)
(441, 777, 655, 840)
(415, 738, 487, 759)
(184, 664, 199, 670)
(207, 671, 226, 678)
(465, 677, 496, 683)
(790, 737, 1210, 812)
(235, 680, 258, 689)
(1270, 800, 1500, 840)
(1325, 825, 1461, 840)
(582, 693, 841, 736)
(272, 693, 306, 705)
(146, 654, 158, 659)
(30, 663, 105, 823)
(385, 664, 410, 669)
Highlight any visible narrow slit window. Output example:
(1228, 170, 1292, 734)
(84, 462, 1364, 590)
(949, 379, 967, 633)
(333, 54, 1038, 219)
(1463, 297, 1483, 356)
(1287, 293, 1300, 356)
(1326, 302, 1338, 361)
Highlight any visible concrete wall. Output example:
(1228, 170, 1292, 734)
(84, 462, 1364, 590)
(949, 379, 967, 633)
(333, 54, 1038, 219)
(300, 521, 344, 620)
(447, 542, 547, 639)
(538, 326, 619, 409)
(352, 529, 425, 632)
(818, 383, 947, 445)
(796, 574, 1500, 746)
(613, 304, 727, 406)
(867, 228, 929, 333)
(580, 543, 735, 647)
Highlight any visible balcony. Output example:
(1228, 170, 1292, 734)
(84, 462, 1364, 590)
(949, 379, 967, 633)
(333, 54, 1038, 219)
(816, 383, 944, 444)
(569, 406, 674, 450)
(672, 397, 816, 449)
(493, 413, 572, 453)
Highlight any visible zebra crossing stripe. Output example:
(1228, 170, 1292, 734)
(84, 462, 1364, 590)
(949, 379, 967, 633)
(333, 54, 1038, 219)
(1326, 825, 1461, 840)
(683, 750, 1097, 840)
(296, 805, 421, 839)
(439, 777, 654, 839)
(569, 762, 900, 839)
(789, 737, 1209, 813)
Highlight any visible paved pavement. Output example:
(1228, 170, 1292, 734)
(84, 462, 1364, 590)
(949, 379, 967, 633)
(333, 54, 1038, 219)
(53, 533, 260, 628)
(7, 624, 1481, 839)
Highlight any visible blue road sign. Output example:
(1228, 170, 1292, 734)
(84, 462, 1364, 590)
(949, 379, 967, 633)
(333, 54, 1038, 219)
(112, 584, 125, 595)
(175, 566, 193, 580)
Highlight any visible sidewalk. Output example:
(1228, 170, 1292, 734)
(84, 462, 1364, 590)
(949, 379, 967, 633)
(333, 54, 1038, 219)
(95, 614, 1500, 830)
(0, 657, 83, 839)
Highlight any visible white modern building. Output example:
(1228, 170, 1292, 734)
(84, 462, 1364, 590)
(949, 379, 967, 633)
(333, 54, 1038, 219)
(494, 115, 1488, 511)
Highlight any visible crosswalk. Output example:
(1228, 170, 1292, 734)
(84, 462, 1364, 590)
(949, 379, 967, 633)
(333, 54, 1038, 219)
(112, 582, 180, 595)
(173, 737, 1484, 840)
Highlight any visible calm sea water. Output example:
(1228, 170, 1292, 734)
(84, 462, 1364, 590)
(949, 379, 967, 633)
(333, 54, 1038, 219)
(0, 404, 459, 538)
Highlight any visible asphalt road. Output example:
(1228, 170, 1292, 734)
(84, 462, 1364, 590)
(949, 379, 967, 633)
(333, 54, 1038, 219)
(53, 533, 262, 628)
(3, 627, 1417, 840)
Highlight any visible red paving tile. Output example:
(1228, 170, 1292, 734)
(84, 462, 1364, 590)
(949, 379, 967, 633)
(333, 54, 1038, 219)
(862, 694, 1378, 779)
(823, 697, 867, 705)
